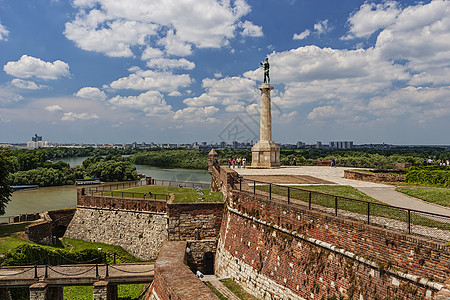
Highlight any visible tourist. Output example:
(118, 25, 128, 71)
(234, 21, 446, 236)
(242, 157, 246, 168)
(237, 157, 241, 168)
(232, 158, 236, 168)
(331, 157, 336, 167)
(293, 157, 296, 166)
(228, 158, 231, 168)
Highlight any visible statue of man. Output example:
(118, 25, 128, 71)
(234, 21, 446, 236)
(260, 57, 270, 84)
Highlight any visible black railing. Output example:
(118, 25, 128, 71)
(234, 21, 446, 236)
(84, 180, 146, 194)
(153, 179, 210, 190)
(236, 177, 450, 242)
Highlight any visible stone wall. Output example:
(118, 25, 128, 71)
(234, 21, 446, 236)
(186, 240, 217, 274)
(65, 207, 168, 260)
(344, 169, 405, 183)
(25, 209, 76, 245)
(168, 202, 224, 241)
(215, 189, 449, 299)
(148, 241, 218, 300)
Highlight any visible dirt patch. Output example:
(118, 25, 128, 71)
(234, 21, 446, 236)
(243, 175, 335, 185)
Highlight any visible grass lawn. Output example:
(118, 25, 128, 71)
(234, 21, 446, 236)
(107, 185, 223, 203)
(204, 282, 227, 300)
(220, 278, 258, 300)
(256, 184, 450, 231)
(396, 186, 450, 208)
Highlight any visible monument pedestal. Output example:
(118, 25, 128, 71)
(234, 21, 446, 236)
(251, 83, 280, 168)
(251, 140, 280, 168)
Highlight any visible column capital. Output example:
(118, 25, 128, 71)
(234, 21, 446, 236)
(258, 83, 274, 91)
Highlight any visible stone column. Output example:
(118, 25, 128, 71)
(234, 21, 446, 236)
(93, 281, 118, 300)
(29, 283, 48, 300)
(251, 84, 280, 168)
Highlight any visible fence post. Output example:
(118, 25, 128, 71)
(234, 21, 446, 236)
(287, 187, 290, 204)
(367, 202, 370, 224)
(113, 253, 116, 264)
(105, 263, 109, 278)
(308, 192, 312, 210)
(253, 181, 256, 195)
(45, 265, 48, 278)
(334, 196, 338, 216)
(408, 210, 411, 234)
(269, 184, 272, 200)
(96, 264, 99, 277)
(239, 178, 242, 191)
(34, 265, 38, 279)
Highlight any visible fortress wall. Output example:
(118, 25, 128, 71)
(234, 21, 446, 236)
(65, 207, 168, 260)
(215, 190, 449, 299)
(167, 202, 224, 241)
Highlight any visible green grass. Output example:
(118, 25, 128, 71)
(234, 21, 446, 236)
(205, 282, 228, 300)
(220, 278, 257, 300)
(105, 185, 223, 203)
(396, 186, 450, 208)
(256, 185, 450, 231)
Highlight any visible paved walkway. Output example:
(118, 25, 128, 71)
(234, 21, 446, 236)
(201, 275, 240, 300)
(235, 166, 450, 217)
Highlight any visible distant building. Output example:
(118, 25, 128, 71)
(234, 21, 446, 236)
(27, 134, 52, 149)
(330, 141, 353, 149)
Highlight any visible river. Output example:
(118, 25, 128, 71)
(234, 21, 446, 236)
(2, 157, 211, 219)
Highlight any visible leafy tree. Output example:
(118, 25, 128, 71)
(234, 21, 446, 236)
(0, 148, 13, 215)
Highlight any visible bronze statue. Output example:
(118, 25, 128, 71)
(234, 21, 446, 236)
(260, 57, 270, 84)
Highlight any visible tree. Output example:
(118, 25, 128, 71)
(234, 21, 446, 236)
(0, 148, 13, 215)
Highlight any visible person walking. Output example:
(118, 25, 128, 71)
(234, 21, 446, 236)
(232, 158, 236, 169)
(331, 157, 336, 167)
(228, 158, 231, 168)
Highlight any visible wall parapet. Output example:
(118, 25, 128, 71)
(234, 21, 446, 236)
(344, 169, 405, 183)
(149, 241, 218, 300)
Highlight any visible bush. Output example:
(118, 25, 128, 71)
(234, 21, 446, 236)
(406, 167, 450, 187)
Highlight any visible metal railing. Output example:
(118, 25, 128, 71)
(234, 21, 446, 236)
(235, 177, 450, 242)
(83, 180, 146, 194)
(153, 179, 210, 190)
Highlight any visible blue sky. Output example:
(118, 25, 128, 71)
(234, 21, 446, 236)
(1, 0, 449, 145)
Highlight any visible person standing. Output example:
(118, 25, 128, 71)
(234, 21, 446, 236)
(228, 158, 231, 168)
(242, 157, 246, 168)
(232, 158, 236, 169)
(293, 157, 296, 166)
(331, 157, 336, 167)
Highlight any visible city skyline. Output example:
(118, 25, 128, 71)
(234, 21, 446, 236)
(1, 0, 449, 145)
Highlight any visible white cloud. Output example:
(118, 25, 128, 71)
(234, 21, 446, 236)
(293, 29, 310, 40)
(74, 87, 107, 100)
(342, 1, 400, 40)
(65, 0, 253, 58)
(0, 22, 9, 41)
(146, 58, 195, 70)
(225, 104, 245, 112)
(4, 55, 70, 80)
(109, 90, 172, 116)
(240, 21, 263, 37)
(201, 76, 258, 105)
(44, 105, 63, 113)
(183, 94, 219, 107)
(109, 68, 192, 92)
(313, 19, 331, 35)
(0, 86, 23, 105)
(11, 79, 47, 90)
(61, 112, 100, 121)
(173, 106, 219, 122)
(141, 47, 164, 60)
(307, 105, 336, 120)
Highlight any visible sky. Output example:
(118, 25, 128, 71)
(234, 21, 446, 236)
(0, 0, 449, 145)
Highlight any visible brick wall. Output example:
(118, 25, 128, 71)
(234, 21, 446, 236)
(148, 241, 218, 300)
(215, 189, 449, 299)
(344, 169, 405, 183)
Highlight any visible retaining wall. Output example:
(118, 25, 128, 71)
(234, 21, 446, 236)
(344, 169, 405, 183)
(215, 189, 449, 299)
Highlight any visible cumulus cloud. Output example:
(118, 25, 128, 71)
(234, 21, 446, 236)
(4, 55, 70, 80)
(109, 90, 172, 116)
(146, 58, 195, 70)
(44, 105, 63, 113)
(342, 1, 400, 40)
(173, 106, 219, 123)
(307, 105, 336, 120)
(0, 87, 23, 105)
(314, 19, 331, 35)
(0, 22, 9, 40)
(74, 87, 107, 100)
(65, 0, 253, 58)
(183, 94, 219, 107)
(61, 112, 99, 121)
(109, 68, 192, 92)
(11, 79, 47, 90)
(293, 29, 310, 40)
(201, 76, 258, 105)
(240, 21, 263, 37)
